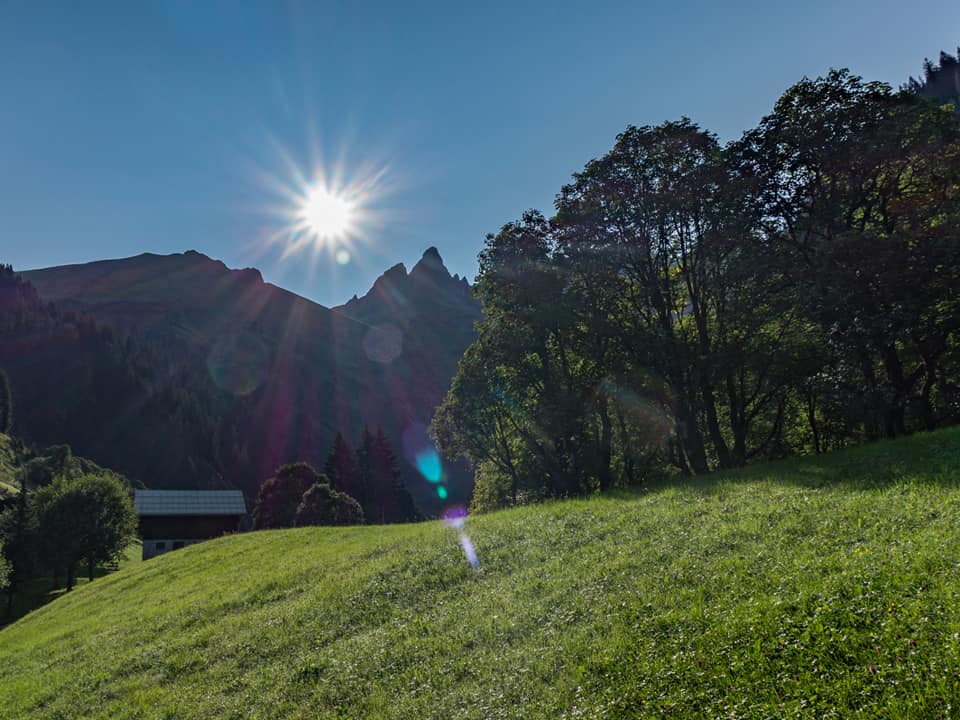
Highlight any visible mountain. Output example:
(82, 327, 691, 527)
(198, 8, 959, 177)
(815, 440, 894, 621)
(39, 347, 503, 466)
(336, 246, 481, 410)
(0, 263, 224, 493)
(13, 249, 480, 514)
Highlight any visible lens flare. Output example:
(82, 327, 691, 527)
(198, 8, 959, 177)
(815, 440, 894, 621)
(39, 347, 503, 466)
(442, 506, 467, 529)
(205, 332, 270, 396)
(416, 449, 443, 484)
(442, 506, 478, 571)
(459, 534, 479, 570)
(362, 323, 403, 364)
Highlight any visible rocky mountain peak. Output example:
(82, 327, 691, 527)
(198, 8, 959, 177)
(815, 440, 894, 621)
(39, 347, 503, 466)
(410, 246, 449, 280)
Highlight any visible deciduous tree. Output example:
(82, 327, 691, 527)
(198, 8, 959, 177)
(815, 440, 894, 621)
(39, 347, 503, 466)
(34, 474, 137, 590)
(294, 482, 363, 526)
(252, 462, 321, 530)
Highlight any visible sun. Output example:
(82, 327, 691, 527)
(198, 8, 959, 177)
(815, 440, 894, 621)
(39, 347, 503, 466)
(300, 186, 355, 240)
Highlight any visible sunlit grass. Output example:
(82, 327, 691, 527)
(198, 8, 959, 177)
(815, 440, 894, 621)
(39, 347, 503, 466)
(1, 429, 960, 718)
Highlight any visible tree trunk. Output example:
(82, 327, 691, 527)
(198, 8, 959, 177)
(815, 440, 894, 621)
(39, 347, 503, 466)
(881, 344, 908, 437)
(806, 392, 822, 454)
(731, 417, 747, 467)
(88, 558, 96, 582)
(616, 408, 637, 485)
(920, 373, 936, 431)
(676, 399, 708, 475)
(66, 563, 75, 592)
(597, 396, 613, 492)
(671, 439, 691, 476)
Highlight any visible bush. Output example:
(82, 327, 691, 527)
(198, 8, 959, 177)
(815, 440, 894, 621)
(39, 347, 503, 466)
(252, 463, 323, 530)
(295, 483, 363, 526)
(468, 461, 512, 514)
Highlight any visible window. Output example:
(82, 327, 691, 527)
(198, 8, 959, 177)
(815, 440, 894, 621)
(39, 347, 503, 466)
(155, 542, 166, 551)
(173, 541, 185, 550)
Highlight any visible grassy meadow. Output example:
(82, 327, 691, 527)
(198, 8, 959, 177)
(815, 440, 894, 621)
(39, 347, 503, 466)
(1, 428, 960, 718)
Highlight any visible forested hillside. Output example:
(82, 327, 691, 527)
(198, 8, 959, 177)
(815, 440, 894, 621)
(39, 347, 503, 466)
(0, 264, 226, 489)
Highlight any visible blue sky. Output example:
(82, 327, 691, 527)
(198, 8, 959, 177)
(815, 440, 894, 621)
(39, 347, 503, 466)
(1, 1, 956, 306)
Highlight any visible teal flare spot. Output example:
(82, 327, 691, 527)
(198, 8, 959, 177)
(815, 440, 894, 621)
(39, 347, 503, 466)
(416, 449, 443, 483)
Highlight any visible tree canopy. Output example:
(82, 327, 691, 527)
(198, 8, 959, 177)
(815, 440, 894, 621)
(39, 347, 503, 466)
(252, 462, 323, 530)
(33, 473, 137, 590)
(434, 69, 960, 510)
(295, 483, 363, 527)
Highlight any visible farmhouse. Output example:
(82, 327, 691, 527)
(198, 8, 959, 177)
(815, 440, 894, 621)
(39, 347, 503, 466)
(134, 489, 246, 560)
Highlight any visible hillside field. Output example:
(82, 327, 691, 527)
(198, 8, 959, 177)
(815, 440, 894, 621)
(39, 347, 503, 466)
(2, 429, 960, 718)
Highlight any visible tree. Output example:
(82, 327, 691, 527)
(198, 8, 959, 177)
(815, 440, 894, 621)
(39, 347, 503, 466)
(907, 48, 960, 119)
(436, 64, 960, 511)
(0, 541, 9, 593)
(0, 368, 12, 434)
(437, 120, 806, 505)
(358, 427, 419, 524)
(294, 482, 363, 526)
(434, 211, 605, 498)
(23, 445, 75, 487)
(252, 462, 321, 530)
(34, 474, 137, 590)
(323, 432, 364, 508)
(0, 471, 38, 620)
(737, 70, 960, 438)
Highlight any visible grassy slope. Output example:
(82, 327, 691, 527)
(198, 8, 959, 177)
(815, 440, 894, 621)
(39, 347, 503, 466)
(2, 430, 960, 719)
(2, 541, 142, 626)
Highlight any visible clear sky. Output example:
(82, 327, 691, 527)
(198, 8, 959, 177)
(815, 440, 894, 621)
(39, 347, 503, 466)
(1, 1, 956, 307)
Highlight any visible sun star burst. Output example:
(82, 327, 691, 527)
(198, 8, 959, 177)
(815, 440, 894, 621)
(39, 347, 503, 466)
(300, 186, 355, 240)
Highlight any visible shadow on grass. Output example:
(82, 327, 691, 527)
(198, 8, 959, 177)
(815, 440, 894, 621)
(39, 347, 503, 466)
(615, 425, 960, 500)
(1, 540, 142, 628)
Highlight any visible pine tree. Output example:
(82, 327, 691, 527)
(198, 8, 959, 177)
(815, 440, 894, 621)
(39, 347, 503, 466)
(376, 428, 419, 522)
(356, 428, 377, 524)
(908, 48, 960, 120)
(323, 432, 364, 508)
(0, 368, 13, 434)
(358, 427, 419, 524)
(1, 470, 37, 621)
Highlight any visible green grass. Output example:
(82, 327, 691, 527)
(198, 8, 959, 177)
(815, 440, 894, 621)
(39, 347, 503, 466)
(3, 541, 142, 625)
(2, 429, 960, 719)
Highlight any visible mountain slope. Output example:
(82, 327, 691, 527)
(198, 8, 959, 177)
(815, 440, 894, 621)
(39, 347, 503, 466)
(2, 429, 959, 718)
(17, 250, 480, 513)
(0, 264, 229, 490)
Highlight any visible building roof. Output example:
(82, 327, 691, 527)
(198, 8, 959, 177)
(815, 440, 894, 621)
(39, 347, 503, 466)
(134, 490, 246, 517)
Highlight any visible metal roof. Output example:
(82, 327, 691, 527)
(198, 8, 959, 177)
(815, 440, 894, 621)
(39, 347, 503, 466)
(134, 490, 246, 517)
